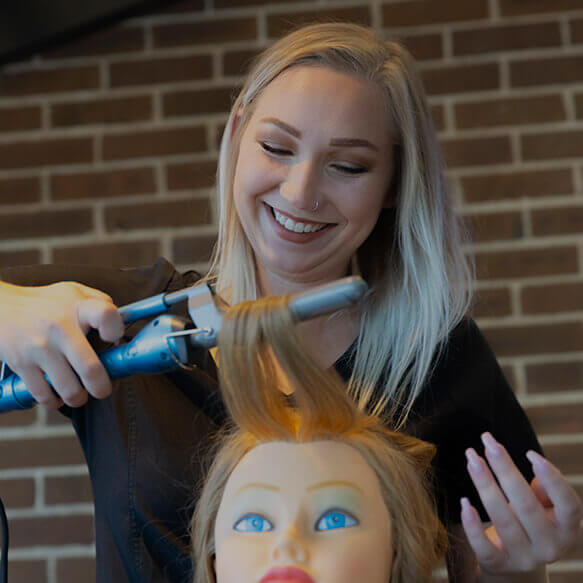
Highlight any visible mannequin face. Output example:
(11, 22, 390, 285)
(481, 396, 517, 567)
(214, 441, 392, 583)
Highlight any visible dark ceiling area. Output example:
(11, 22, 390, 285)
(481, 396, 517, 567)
(0, 0, 178, 66)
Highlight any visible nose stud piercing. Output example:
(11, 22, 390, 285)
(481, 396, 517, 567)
(312, 200, 319, 212)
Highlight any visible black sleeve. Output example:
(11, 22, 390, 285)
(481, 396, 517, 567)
(406, 318, 542, 526)
(0, 257, 176, 307)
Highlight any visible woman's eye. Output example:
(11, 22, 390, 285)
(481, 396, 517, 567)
(315, 509, 358, 531)
(260, 142, 292, 156)
(331, 163, 367, 175)
(233, 513, 273, 533)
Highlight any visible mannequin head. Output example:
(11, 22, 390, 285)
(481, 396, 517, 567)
(192, 295, 447, 583)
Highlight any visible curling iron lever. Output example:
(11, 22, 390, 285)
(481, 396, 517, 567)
(0, 276, 367, 413)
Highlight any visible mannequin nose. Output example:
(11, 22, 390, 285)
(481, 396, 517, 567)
(280, 160, 319, 211)
(272, 527, 309, 564)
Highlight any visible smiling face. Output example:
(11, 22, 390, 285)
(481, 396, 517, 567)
(214, 440, 392, 583)
(232, 65, 395, 293)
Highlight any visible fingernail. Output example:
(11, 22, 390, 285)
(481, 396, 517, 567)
(481, 432, 502, 458)
(466, 448, 484, 474)
(526, 450, 550, 475)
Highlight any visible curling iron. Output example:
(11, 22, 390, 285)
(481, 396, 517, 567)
(0, 276, 368, 413)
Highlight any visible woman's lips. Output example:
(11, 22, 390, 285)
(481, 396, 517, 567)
(259, 566, 316, 583)
(264, 203, 332, 244)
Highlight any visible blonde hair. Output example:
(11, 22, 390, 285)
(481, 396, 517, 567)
(206, 22, 473, 425)
(192, 295, 448, 583)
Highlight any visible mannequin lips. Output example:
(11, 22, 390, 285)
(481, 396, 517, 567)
(259, 566, 315, 583)
(264, 203, 332, 243)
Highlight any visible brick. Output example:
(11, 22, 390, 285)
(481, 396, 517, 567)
(8, 561, 46, 583)
(0, 66, 99, 96)
(527, 404, 583, 436)
(0, 208, 93, 239)
(0, 105, 41, 132)
(0, 478, 35, 508)
(51, 167, 156, 201)
(422, 63, 499, 95)
(382, 0, 488, 26)
(575, 92, 583, 119)
(483, 321, 583, 357)
(57, 558, 96, 583)
(543, 443, 583, 477)
(267, 7, 371, 38)
(44, 26, 144, 59)
(0, 249, 41, 267)
(550, 572, 583, 583)
(460, 168, 573, 203)
(173, 233, 217, 264)
(474, 246, 577, 280)
(500, 0, 583, 16)
(103, 127, 206, 161)
(453, 21, 561, 56)
(0, 137, 93, 170)
(455, 95, 565, 129)
(45, 474, 92, 505)
(11, 514, 94, 547)
(53, 240, 160, 268)
(104, 199, 210, 231)
(501, 364, 516, 389)
(110, 55, 212, 88)
(441, 136, 512, 167)
(526, 360, 583, 393)
(466, 211, 523, 243)
(472, 287, 512, 318)
(163, 86, 236, 117)
(431, 105, 445, 132)
(532, 205, 583, 236)
(223, 48, 262, 77)
(522, 130, 583, 161)
(522, 281, 583, 314)
(167, 160, 217, 190)
(572, 18, 583, 44)
(51, 95, 152, 127)
(398, 33, 443, 61)
(511, 55, 583, 87)
(0, 176, 41, 204)
(153, 18, 257, 48)
(0, 435, 85, 470)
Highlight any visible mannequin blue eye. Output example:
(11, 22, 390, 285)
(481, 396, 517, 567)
(315, 509, 358, 531)
(234, 514, 273, 533)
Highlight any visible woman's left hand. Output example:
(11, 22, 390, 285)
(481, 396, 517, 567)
(461, 432, 582, 579)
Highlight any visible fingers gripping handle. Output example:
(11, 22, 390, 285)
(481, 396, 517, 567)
(0, 315, 189, 413)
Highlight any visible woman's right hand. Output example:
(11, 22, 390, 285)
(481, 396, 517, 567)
(0, 280, 124, 409)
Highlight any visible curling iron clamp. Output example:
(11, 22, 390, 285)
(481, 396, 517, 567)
(0, 276, 368, 413)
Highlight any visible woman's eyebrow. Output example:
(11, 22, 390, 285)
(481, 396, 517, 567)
(260, 117, 379, 151)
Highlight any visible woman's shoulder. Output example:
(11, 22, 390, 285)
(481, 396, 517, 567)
(0, 257, 201, 307)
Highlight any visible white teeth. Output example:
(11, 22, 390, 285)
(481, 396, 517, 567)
(273, 208, 326, 233)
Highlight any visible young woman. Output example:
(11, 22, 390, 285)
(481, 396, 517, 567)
(0, 23, 580, 583)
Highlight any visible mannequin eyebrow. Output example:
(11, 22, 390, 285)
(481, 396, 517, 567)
(235, 482, 279, 494)
(260, 117, 379, 151)
(307, 480, 364, 494)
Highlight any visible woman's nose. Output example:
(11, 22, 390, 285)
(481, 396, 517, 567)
(279, 160, 320, 211)
(272, 527, 309, 564)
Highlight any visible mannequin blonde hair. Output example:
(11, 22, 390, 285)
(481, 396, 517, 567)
(207, 22, 473, 425)
(192, 295, 448, 583)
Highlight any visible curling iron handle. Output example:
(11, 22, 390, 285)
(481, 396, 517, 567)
(0, 316, 189, 413)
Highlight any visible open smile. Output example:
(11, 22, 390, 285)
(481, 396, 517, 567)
(264, 203, 333, 240)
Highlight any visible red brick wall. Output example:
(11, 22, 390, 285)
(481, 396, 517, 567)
(0, 1, 582, 581)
